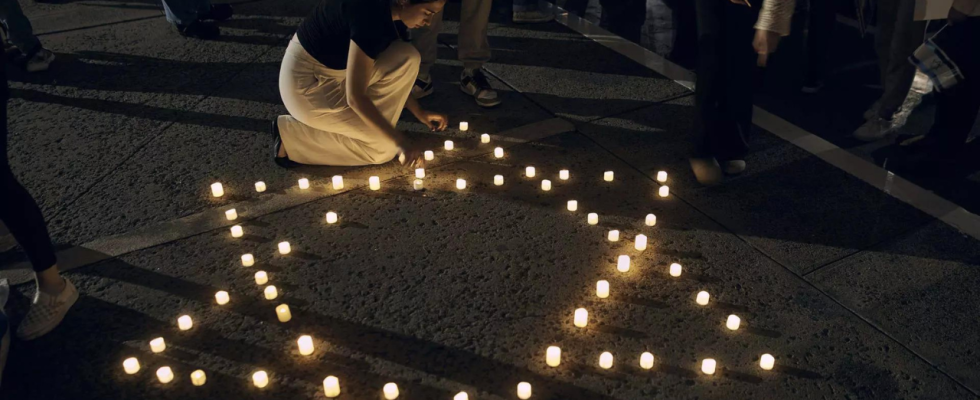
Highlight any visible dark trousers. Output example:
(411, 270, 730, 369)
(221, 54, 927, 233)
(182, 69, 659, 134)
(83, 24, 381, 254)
(0, 81, 56, 272)
(563, 0, 589, 16)
(928, 18, 980, 152)
(693, 0, 759, 160)
(804, 0, 837, 82)
(598, 0, 646, 43)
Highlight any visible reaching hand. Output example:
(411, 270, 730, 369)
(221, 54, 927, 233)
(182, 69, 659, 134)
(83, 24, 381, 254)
(418, 110, 448, 132)
(753, 29, 782, 67)
(400, 140, 426, 169)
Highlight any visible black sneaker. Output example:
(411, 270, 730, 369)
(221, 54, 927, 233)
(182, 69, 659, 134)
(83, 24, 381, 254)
(412, 76, 434, 99)
(201, 4, 234, 21)
(460, 69, 501, 108)
(176, 20, 220, 40)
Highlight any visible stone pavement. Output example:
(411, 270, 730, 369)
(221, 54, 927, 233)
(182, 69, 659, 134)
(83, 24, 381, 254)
(1, 0, 979, 399)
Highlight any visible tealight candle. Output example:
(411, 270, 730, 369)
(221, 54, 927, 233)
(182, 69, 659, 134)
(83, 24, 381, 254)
(383, 382, 399, 399)
(517, 382, 532, 399)
(416, 168, 425, 179)
(323, 376, 341, 397)
(525, 166, 536, 178)
(587, 213, 598, 225)
(481, 133, 490, 143)
(210, 182, 224, 197)
(604, 171, 614, 182)
(573, 308, 588, 328)
(225, 209, 238, 220)
(546, 346, 561, 367)
(701, 359, 716, 375)
(177, 315, 193, 331)
(640, 352, 655, 369)
(424, 151, 434, 161)
(494, 175, 504, 186)
(726, 315, 741, 331)
(297, 335, 314, 356)
(659, 186, 669, 197)
(413, 179, 424, 191)
(276, 304, 292, 322)
(230, 225, 243, 238)
(559, 170, 569, 180)
(459, 122, 469, 131)
(332, 175, 344, 190)
(191, 370, 207, 386)
(669, 263, 682, 277)
(123, 357, 140, 374)
(599, 352, 614, 369)
(215, 291, 230, 305)
(541, 180, 551, 191)
(255, 271, 268, 285)
(369, 176, 381, 191)
(657, 171, 668, 183)
(298, 178, 310, 189)
(264, 286, 278, 300)
(241, 253, 254, 267)
(494, 147, 504, 158)
(156, 366, 174, 384)
(444, 140, 454, 150)
(608, 230, 620, 242)
(617, 255, 630, 272)
(645, 214, 657, 226)
(696, 291, 710, 306)
(760, 354, 775, 370)
(150, 337, 166, 353)
(255, 181, 266, 192)
(456, 179, 467, 190)
(596, 280, 609, 298)
(455, 392, 469, 400)
(635, 234, 647, 251)
(326, 212, 338, 224)
(278, 241, 291, 255)
(252, 370, 269, 388)
(567, 200, 578, 211)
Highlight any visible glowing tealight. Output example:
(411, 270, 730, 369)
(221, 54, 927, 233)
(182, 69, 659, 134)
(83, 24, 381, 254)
(241, 253, 254, 267)
(416, 168, 425, 179)
(669, 263, 682, 277)
(517, 382, 532, 399)
(445, 140, 454, 150)
(645, 214, 657, 226)
(608, 230, 620, 242)
(215, 291, 230, 305)
(546, 346, 561, 367)
(455, 392, 469, 400)
(326, 212, 338, 224)
(177, 315, 193, 331)
(494, 147, 504, 158)
(255, 271, 268, 285)
(481, 133, 490, 143)
(596, 280, 609, 298)
(573, 308, 588, 328)
(559, 170, 569, 180)
(150, 337, 166, 353)
(494, 175, 504, 186)
(459, 122, 469, 131)
(383, 382, 399, 399)
(332, 175, 344, 190)
(264, 286, 278, 300)
(210, 182, 224, 197)
(726, 315, 741, 331)
(541, 180, 551, 191)
(635, 234, 647, 251)
(424, 151, 434, 161)
(659, 186, 669, 197)
(252, 371, 269, 388)
(297, 335, 315, 356)
(525, 166, 536, 178)
(617, 255, 630, 272)
(603, 171, 614, 182)
(230, 225, 243, 238)
(123, 357, 140, 374)
(225, 209, 238, 220)
(369, 176, 381, 191)
(298, 178, 310, 189)
(276, 304, 292, 322)
(760, 354, 775, 370)
(701, 359, 716, 375)
(657, 171, 667, 182)
(696, 291, 710, 306)
(278, 241, 291, 255)
(255, 181, 266, 192)
(413, 179, 424, 190)
(156, 366, 174, 384)
(456, 179, 467, 190)
(567, 200, 578, 211)
(640, 352, 655, 369)
(323, 376, 341, 397)
(599, 352, 614, 369)
(587, 213, 598, 225)
(191, 370, 207, 386)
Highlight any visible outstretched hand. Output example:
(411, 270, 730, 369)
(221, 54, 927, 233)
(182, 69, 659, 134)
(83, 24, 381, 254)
(419, 110, 448, 132)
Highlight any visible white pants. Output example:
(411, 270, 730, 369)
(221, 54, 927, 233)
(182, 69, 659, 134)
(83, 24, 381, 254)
(277, 35, 420, 166)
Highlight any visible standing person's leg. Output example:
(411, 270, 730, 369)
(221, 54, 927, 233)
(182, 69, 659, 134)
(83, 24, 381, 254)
(715, 1, 758, 172)
(514, 0, 554, 23)
(162, 0, 227, 40)
(458, 0, 501, 107)
(599, 0, 646, 43)
(690, 0, 726, 184)
(563, 0, 589, 16)
(411, 3, 443, 96)
(0, 0, 54, 72)
(802, 0, 836, 92)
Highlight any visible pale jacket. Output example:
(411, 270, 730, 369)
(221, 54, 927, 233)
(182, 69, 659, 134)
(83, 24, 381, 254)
(755, 0, 796, 36)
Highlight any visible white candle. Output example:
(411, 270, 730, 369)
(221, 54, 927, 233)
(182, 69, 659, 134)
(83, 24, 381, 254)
(156, 366, 174, 384)
(481, 133, 490, 143)
(413, 179, 424, 191)
(264, 286, 278, 300)
(608, 230, 620, 242)
(415, 168, 425, 179)
(604, 171, 614, 182)
(241, 253, 254, 267)
(640, 352, 655, 369)
(297, 335, 314, 356)
(255, 271, 268, 285)
(517, 382, 532, 399)
(123, 357, 140, 374)
(617, 255, 630, 272)
(573, 308, 588, 328)
(424, 150, 434, 161)
(541, 180, 551, 191)
(326, 212, 338, 224)
(230, 225, 243, 238)
(599, 352, 614, 369)
(567, 200, 578, 211)
(659, 186, 669, 197)
(369, 176, 381, 191)
(190, 370, 207, 386)
(701, 359, 716, 375)
(177, 315, 193, 331)
(459, 122, 469, 131)
(210, 182, 224, 197)
(525, 166, 535, 178)
(494, 147, 504, 158)
(588, 213, 598, 225)
(444, 140, 454, 150)
(454, 392, 469, 400)
(252, 371, 269, 388)
(255, 181, 266, 192)
(696, 291, 710, 306)
(657, 171, 668, 183)
(596, 280, 609, 298)
(383, 382, 399, 399)
(494, 175, 504, 186)
(278, 241, 291, 255)
(635, 234, 648, 251)
(298, 178, 310, 189)
(215, 291, 230, 305)
(456, 179, 467, 190)
(276, 304, 292, 322)
(760, 354, 775, 370)
(559, 170, 569, 180)
(225, 209, 238, 220)
(150, 337, 166, 353)
(669, 263, 682, 277)
(332, 175, 344, 190)
(546, 346, 561, 367)
(726, 315, 741, 330)
(645, 214, 657, 226)
(323, 376, 341, 398)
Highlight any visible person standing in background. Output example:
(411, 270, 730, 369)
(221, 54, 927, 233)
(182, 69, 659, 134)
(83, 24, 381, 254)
(514, 0, 554, 23)
(598, 0, 646, 43)
(0, 0, 55, 72)
(160, 0, 234, 39)
(800, 0, 838, 93)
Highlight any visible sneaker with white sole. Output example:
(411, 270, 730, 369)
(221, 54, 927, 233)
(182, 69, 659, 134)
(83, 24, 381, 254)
(689, 157, 723, 185)
(853, 117, 895, 142)
(460, 69, 501, 108)
(412, 76, 434, 99)
(23, 48, 55, 73)
(722, 160, 746, 175)
(15, 278, 78, 341)
(862, 101, 882, 121)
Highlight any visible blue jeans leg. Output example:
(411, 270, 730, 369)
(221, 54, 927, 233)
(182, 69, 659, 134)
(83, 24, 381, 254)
(162, 0, 213, 26)
(0, 0, 41, 54)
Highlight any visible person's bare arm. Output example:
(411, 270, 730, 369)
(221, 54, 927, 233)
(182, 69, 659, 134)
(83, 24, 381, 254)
(346, 40, 409, 148)
(404, 95, 448, 131)
(753, 0, 795, 66)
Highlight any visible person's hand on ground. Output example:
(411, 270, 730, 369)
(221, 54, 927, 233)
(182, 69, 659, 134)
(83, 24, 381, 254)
(400, 140, 426, 169)
(753, 29, 781, 67)
(948, 6, 968, 25)
(417, 110, 448, 132)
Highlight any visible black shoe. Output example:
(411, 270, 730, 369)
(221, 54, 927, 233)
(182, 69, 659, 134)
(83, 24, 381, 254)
(272, 119, 300, 169)
(176, 20, 220, 40)
(412, 77, 434, 99)
(201, 4, 233, 21)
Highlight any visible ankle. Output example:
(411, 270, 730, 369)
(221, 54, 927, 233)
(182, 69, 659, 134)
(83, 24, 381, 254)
(38, 277, 66, 296)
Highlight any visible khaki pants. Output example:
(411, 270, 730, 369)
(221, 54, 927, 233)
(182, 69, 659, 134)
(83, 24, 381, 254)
(411, 0, 492, 79)
(277, 35, 420, 166)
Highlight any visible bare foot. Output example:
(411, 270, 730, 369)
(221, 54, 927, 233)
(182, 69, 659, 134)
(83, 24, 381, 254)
(278, 143, 288, 158)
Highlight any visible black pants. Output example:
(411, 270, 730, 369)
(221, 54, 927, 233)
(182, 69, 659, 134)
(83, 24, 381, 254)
(0, 81, 56, 272)
(928, 18, 980, 152)
(598, 0, 646, 43)
(563, 0, 589, 16)
(693, 0, 759, 161)
(804, 0, 837, 82)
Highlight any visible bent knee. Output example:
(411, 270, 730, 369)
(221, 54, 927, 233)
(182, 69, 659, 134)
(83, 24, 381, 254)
(388, 41, 421, 70)
(365, 140, 401, 165)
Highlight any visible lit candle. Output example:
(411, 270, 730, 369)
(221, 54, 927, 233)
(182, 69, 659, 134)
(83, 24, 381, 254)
(177, 315, 193, 331)
(416, 168, 425, 179)
(123, 357, 140, 374)
(659, 186, 669, 197)
(696, 291, 710, 306)
(669, 263, 682, 277)
(241, 253, 254, 267)
(546, 346, 561, 367)
(481, 133, 490, 143)
(298, 178, 310, 190)
(587, 213, 598, 225)
(210, 182, 224, 197)
(278, 241, 291, 255)
(617, 255, 630, 272)
(297, 335, 315, 356)
(517, 382, 532, 399)
(573, 308, 588, 328)
(494, 175, 504, 186)
(444, 140, 454, 150)
(596, 280, 609, 298)
(634, 234, 647, 251)
(454, 392, 469, 400)
(701, 359, 716, 375)
(332, 175, 344, 190)
(323, 376, 341, 398)
(255, 271, 268, 285)
(326, 212, 338, 224)
(225, 209, 238, 220)
(276, 304, 292, 322)
(640, 352, 655, 370)
(255, 181, 267, 192)
(150, 337, 166, 353)
(657, 171, 667, 183)
(608, 230, 620, 242)
(525, 166, 535, 178)
(541, 180, 551, 191)
(456, 179, 467, 190)
(424, 151, 434, 161)
(252, 370, 269, 388)
(599, 352, 614, 369)
(264, 286, 278, 300)
(459, 122, 469, 131)
(369, 176, 381, 191)
(494, 147, 504, 158)
(383, 382, 399, 399)
(726, 315, 741, 331)
(230, 225, 243, 238)
(604, 171, 614, 182)
(156, 366, 174, 384)
(645, 214, 657, 226)
(760, 354, 775, 370)
(559, 170, 569, 180)
(215, 291, 230, 305)
(413, 179, 424, 191)
(567, 200, 578, 211)
(190, 370, 207, 386)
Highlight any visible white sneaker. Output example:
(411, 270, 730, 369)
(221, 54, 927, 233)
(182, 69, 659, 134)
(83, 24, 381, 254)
(722, 160, 746, 175)
(853, 117, 895, 142)
(16, 278, 78, 341)
(862, 101, 882, 121)
(24, 48, 55, 73)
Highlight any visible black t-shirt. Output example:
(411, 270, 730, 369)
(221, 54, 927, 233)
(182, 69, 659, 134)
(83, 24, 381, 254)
(296, 0, 409, 70)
